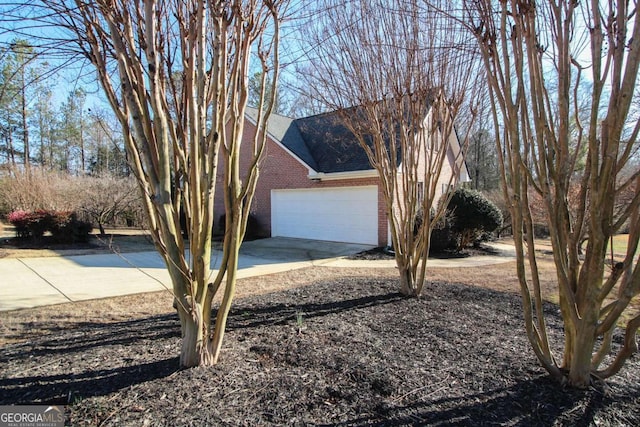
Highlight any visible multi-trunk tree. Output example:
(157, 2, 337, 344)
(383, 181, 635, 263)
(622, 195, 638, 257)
(30, 0, 286, 367)
(302, 0, 477, 296)
(465, 0, 640, 387)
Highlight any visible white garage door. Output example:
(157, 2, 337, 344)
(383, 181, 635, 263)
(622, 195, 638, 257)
(271, 186, 378, 245)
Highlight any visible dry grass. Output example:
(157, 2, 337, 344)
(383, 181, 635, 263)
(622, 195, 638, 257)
(428, 254, 559, 320)
(429, 245, 640, 329)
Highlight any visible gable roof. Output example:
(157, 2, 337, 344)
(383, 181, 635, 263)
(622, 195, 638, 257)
(246, 99, 468, 179)
(293, 110, 375, 173)
(247, 107, 386, 173)
(245, 107, 318, 170)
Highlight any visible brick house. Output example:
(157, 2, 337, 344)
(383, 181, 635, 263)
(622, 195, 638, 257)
(214, 105, 469, 246)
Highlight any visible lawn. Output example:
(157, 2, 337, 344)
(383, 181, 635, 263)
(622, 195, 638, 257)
(609, 233, 639, 258)
(1, 258, 639, 425)
(0, 227, 157, 259)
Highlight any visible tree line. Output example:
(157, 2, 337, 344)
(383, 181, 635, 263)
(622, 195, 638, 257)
(0, 39, 127, 176)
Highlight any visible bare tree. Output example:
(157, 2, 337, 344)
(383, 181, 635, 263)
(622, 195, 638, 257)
(79, 174, 140, 235)
(301, 0, 477, 296)
(25, 0, 286, 367)
(465, 0, 640, 387)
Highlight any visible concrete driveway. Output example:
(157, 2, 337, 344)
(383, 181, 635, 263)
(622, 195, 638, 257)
(0, 238, 373, 312)
(239, 237, 373, 261)
(0, 237, 516, 312)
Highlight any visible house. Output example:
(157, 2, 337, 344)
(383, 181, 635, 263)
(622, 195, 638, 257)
(214, 103, 469, 246)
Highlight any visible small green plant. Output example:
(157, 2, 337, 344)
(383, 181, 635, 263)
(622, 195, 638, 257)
(295, 311, 305, 334)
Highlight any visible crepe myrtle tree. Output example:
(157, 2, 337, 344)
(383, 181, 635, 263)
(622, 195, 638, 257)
(301, 0, 478, 297)
(464, 0, 640, 387)
(30, 0, 287, 367)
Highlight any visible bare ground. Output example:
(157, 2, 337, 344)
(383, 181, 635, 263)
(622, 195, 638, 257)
(1, 266, 639, 426)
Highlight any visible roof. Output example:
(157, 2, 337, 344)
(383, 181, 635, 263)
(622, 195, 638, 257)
(293, 110, 376, 173)
(246, 99, 459, 176)
(245, 107, 318, 170)
(246, 107, 384, 173)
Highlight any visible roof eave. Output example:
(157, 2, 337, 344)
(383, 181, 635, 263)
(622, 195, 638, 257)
(308, 169, 378, 182)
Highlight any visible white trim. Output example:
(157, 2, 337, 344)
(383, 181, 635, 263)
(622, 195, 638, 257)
(307, 169, 378, 181)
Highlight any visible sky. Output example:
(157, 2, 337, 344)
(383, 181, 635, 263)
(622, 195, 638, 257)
(0, 3, 106, 111)
(0, 1, 315, 116)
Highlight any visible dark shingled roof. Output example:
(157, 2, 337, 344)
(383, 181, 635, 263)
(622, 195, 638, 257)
(293, 110, 375, 173)
(245, 107, 318, 170)
(246, 105, 423, 174)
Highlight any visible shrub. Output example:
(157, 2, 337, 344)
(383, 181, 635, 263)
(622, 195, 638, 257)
(217, 213, 263, 240)
(79, 174, 144, 233)
(7, 209, 92, 243)
(447, 188, 503, 250)
(0, 168, 144, 230)
(0, 168, 80, 213)
(7, 209, 54, 240)
(27, 210, 55, 239)
(50, 211, 93, 244)
(429, 210, 458, 252)
(7, 210, 31, 238)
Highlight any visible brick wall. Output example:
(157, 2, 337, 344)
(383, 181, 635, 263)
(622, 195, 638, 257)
(214, 120, 389, 246)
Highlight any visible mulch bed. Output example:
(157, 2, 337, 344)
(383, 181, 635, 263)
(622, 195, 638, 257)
(350, 244, 500, 260)
(1, 275, 638, 426)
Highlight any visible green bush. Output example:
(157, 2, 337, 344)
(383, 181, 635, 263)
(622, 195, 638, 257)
(50, 211, 93, 244)
(448, 188, 503, 250)
(424, 209, 458, 252)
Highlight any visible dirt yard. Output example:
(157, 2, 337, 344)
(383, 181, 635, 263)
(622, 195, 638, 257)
(1, 263, 639, 426)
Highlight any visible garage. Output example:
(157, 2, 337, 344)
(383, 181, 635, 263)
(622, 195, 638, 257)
(271, 186, 378, 245)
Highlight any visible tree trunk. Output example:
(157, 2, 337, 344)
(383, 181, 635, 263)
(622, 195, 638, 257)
(21, 82, 30, 172)
(8, 131, 16, 167)
(397, 262, 417, 297)
(178, 303, 214, 367)
(37, 0, 285, 370)
(80, 116, 85, 173)
(567, 322, 597, 387)
(467, 0, 640, 388)
(211, 257, 238, 364)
